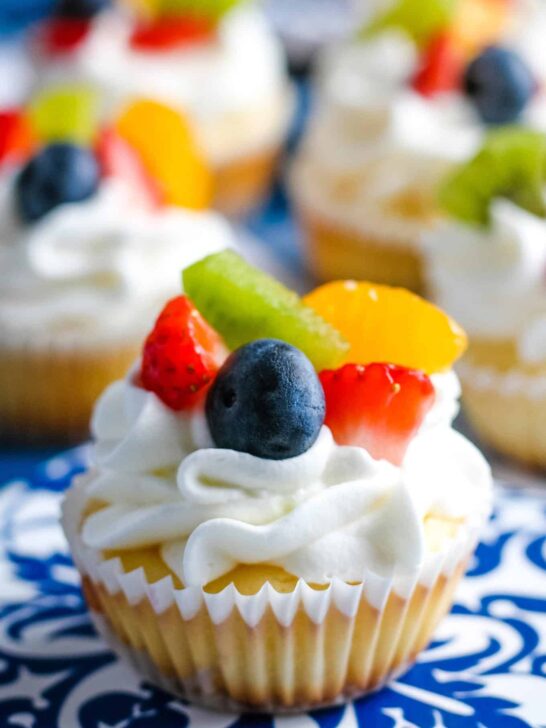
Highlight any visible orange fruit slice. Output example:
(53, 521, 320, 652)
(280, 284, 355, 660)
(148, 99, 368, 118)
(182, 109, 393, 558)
(452, 0, 511, 56)
(115, 99, 212, 210)
(303, 280, 467, 374)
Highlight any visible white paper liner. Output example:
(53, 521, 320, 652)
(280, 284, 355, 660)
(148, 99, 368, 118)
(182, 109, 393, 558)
(458, 359, 546, 400)
(62, 478, 486, 712)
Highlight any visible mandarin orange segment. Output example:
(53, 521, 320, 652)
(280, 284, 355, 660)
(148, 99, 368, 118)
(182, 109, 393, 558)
(451, 0, 510, 55)
(115, 99, 212, 210)
(303, 281, 467, 374)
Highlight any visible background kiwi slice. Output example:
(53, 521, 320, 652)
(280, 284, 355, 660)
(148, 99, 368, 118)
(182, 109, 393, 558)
(439, 127, 546, 226)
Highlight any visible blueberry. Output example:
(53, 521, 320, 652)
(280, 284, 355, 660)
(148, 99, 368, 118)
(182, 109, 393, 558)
(16, 143, 100, 223)
(463, 46, 536, 125)
(55, 0, 110, 18)
(206, 339, 325, 460)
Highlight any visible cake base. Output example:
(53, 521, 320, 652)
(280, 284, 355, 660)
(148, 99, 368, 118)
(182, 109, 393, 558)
(459, 339, 546, 469)
(0, 340, 139, 443)
(296, 206, 425, 292)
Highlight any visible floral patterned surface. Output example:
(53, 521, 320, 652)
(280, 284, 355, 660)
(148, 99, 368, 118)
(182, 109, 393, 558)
(0, 448, 545, 728)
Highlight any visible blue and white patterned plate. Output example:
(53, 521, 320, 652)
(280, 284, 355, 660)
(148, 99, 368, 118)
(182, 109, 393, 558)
(0, 448, 545, 728)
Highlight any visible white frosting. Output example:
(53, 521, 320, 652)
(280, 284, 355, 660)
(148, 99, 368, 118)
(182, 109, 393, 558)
(81, 369, 492, 586)
(292, 1, 546, 242)
(0, 178, 234, 346)
(424, 199, 546, 364)
(31, 7, 292, 165)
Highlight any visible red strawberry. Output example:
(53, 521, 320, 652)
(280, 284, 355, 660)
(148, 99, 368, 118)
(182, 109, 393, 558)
(39, 18, 91, 54)
(0, 110, 35, 167)
(319, 363, 435, 466)
(95, 127, 164, 209)
(130, 17, 216, 52)
(412, 32, 465, 98)
(141, 296, 226, 410)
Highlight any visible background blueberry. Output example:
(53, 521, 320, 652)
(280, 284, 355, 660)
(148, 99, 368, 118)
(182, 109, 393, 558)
(16, 143, 100, 223)
(463, 46, 536, 125)
(55, 0, 110, 18)
(206, 339, 325, 460)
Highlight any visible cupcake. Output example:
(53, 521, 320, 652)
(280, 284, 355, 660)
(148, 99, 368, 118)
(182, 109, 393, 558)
(0, 92, 234, 442)
(425, 125, 546, 468)
(29, 0, 294, 216)
(291, 0, 546, 290)
(62, 249, 492, 710)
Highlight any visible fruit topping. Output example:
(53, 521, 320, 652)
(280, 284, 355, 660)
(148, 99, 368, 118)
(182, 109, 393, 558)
(130, 16, 216, 50)
(115, 100, 211, 210)
(136, 0, 246, 21)
(439, 127, 546, 225)
(29, 85, 99, 145)
(95, 127, 163, 208)
(141, 295, 226, 410)
(183, 251, 349, 371)
(411, 32, 465, 97)
(0, 110, 35, 168)
(463, 46, 537, 125)
(320, 363, 435, 466)
(206, 339, 325, 460)
(55, 0, 111, 17)
(451, 0, 511, 56)
(361, 0, 456, 47)
(39, 18, 92, 54)
(304, 280, 467, 374)
(16, 143, 100, 223)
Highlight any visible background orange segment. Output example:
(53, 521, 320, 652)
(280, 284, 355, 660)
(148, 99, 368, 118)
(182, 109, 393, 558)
(115, 99, 212, 210)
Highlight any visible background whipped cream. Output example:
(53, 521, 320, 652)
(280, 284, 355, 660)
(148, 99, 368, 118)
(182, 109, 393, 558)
(31, 7, 292, 166)
(292, 0, 546, 240)
(81, 369, 492, 587)
(424, 199, 546, 365)
(0, 178, 234, 346)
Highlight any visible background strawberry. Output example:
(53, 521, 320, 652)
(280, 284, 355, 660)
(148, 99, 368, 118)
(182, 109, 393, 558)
(412, 32, 465, 97)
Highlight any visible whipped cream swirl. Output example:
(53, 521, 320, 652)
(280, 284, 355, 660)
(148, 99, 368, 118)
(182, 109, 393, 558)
(81, 370, 492, 586)
(0, 178, 234, 345)
(424, 199, 546, 364)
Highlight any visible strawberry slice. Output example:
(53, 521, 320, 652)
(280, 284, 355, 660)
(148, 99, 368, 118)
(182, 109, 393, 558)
(95, 127, 164, 209)
(319, 363, 435, 465)
(141, 296, 227, 410)
(39, 18, 91, 54)
(411, 32, 465, 98)
(0, 110, 35, 168)
(130, 17, 216, 51)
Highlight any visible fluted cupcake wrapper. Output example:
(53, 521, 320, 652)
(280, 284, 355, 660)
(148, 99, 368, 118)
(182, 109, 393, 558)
(62, 480, 484, 712)
(0, 329, 140, 443)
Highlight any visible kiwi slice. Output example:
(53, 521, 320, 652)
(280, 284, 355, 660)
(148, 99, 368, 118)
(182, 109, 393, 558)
(183, 251, 349, 371)
(439, 127, 546, 226)
(29, 85, 99, 145)
(360, 0, 457, 46)
(157, 0, 246, 19)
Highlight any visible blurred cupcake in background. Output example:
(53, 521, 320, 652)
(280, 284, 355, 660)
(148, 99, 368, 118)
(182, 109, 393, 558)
(29, 0, 294, 216)
(424, 126, 546, 468)
(291, 0, 546, 291)
(0, 86, 235, 442)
